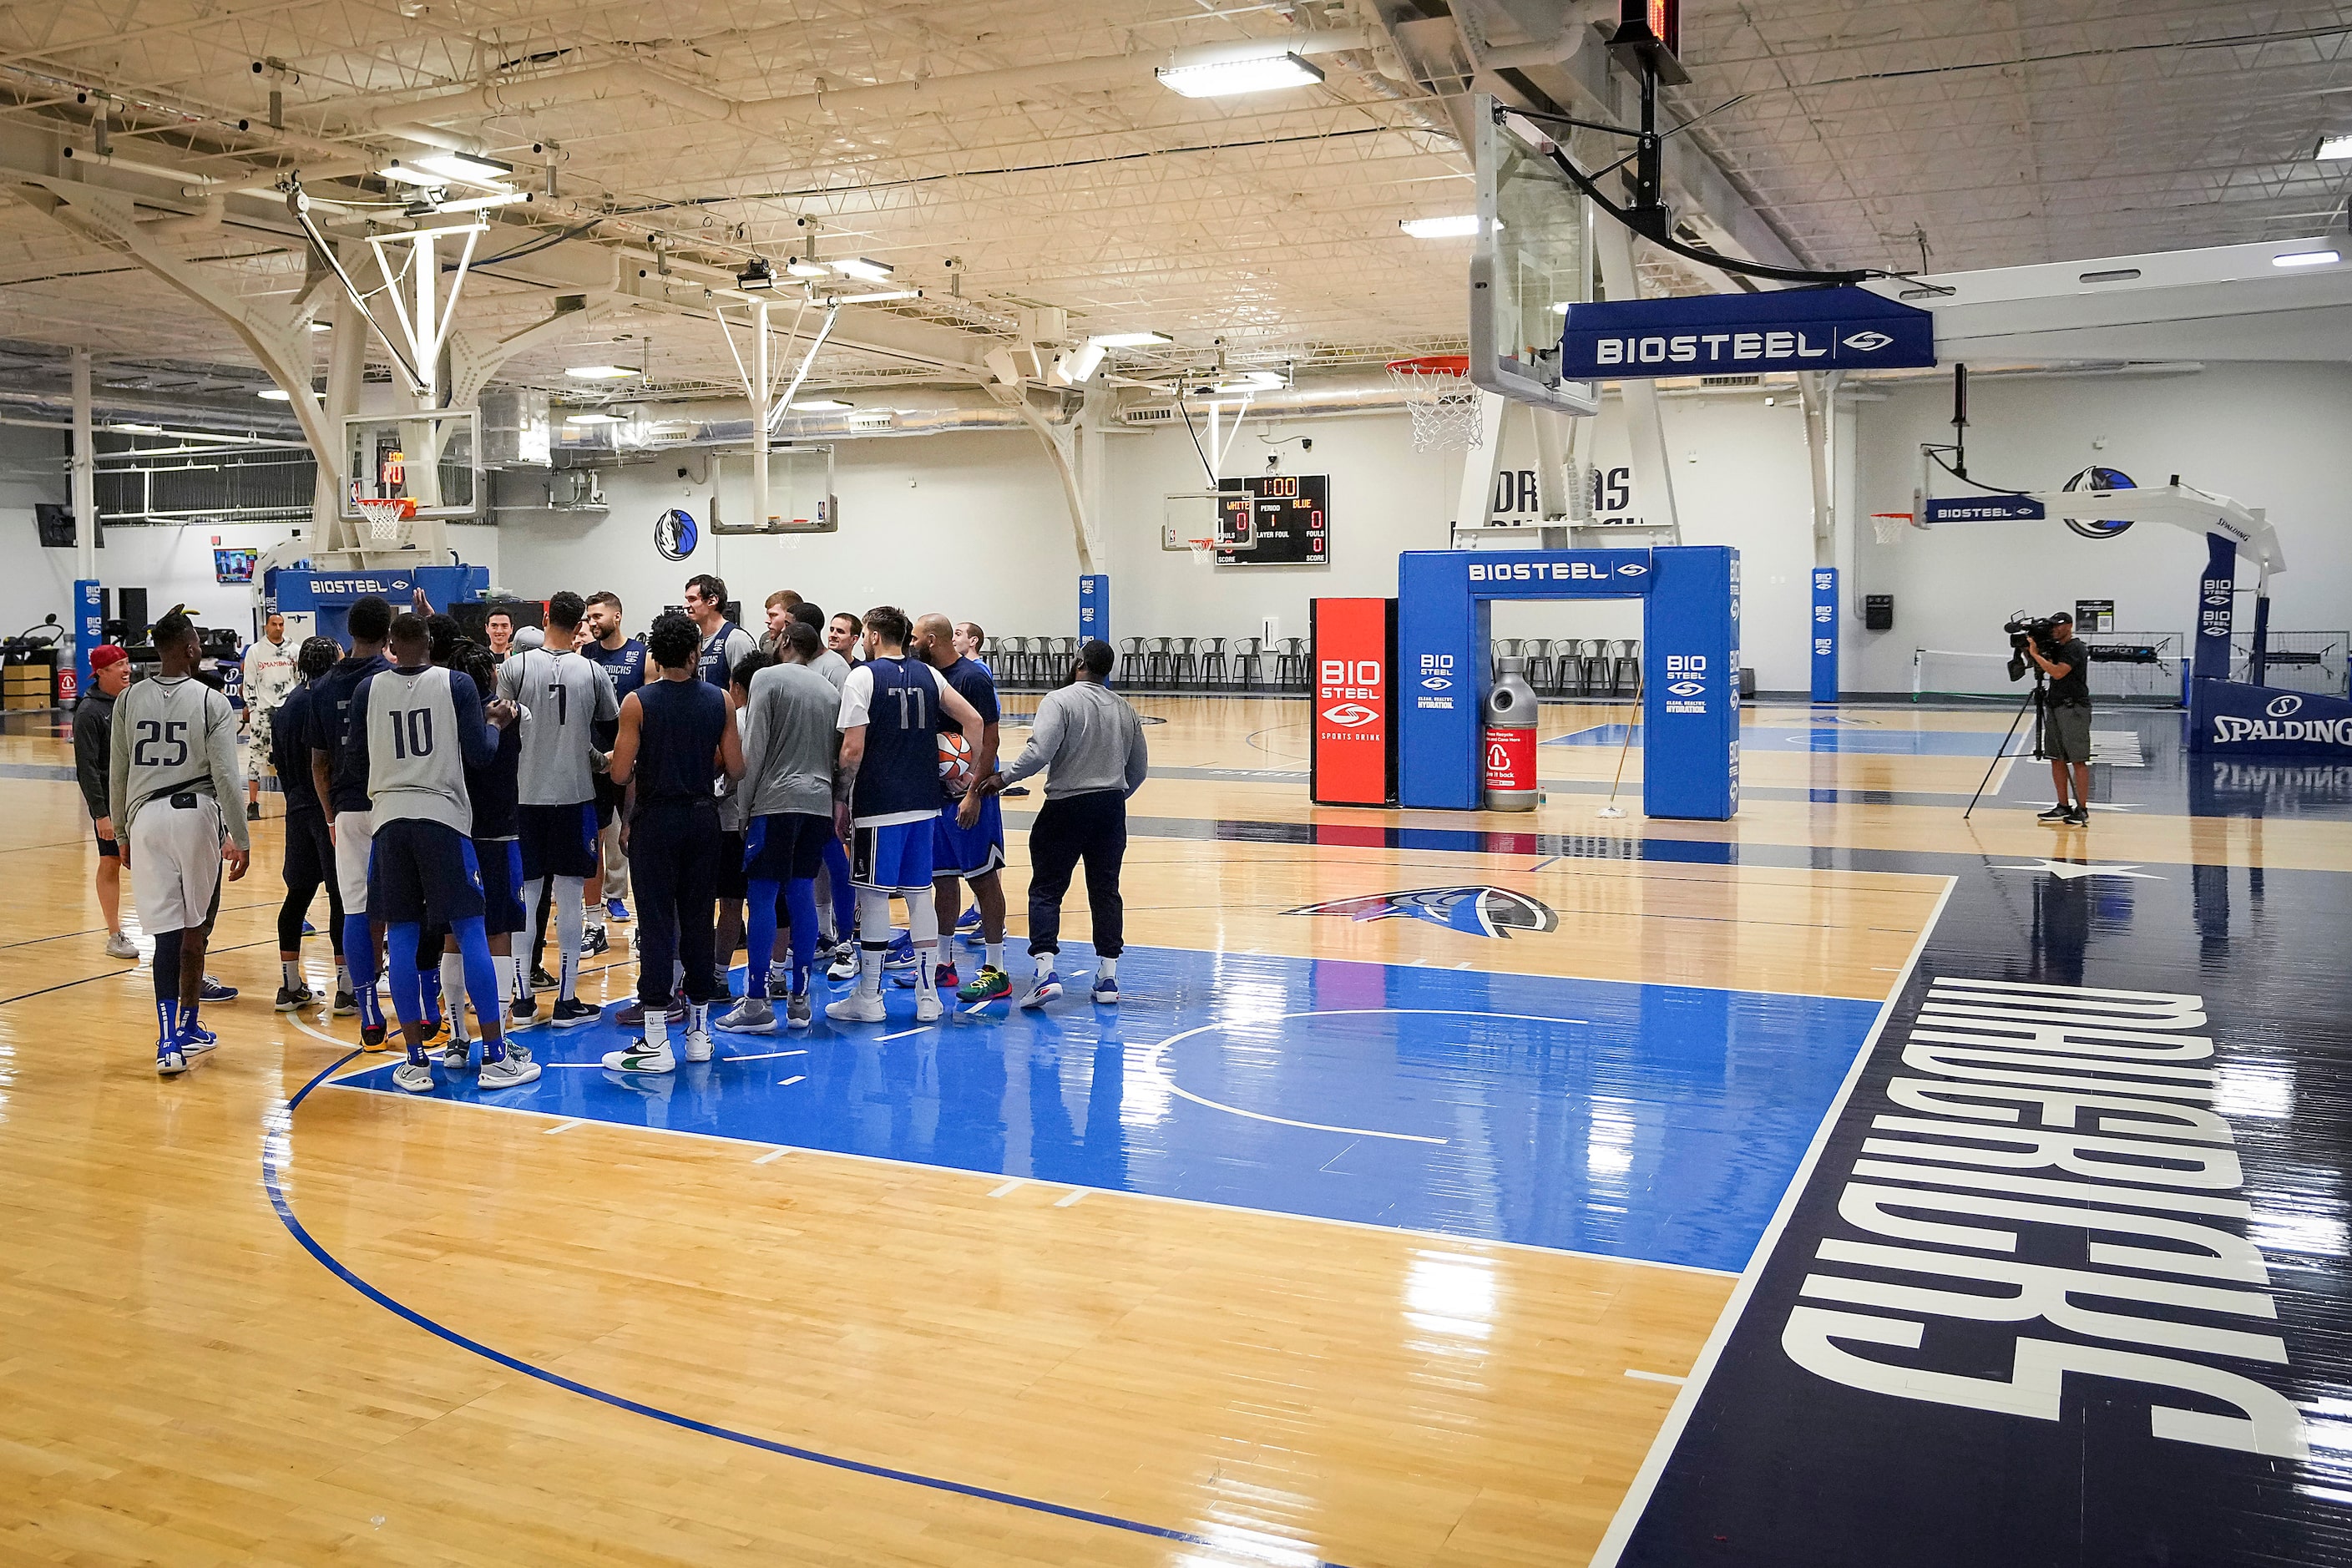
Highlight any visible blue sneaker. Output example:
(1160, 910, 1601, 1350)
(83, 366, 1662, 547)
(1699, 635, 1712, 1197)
(606, 898, 630, 922)
(178, 1018, 220, 1054)
(200, 975, 238, 1004)
(882, 931, 916, 972)
(1090, 974, 1120, 1006)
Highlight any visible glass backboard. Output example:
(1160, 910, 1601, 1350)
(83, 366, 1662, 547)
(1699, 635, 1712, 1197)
(1469, 94, 1599, 417)
(341, 407, 482, 520)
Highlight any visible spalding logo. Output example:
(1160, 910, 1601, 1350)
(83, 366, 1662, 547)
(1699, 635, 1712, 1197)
(1284, 886, 1560, 940)
(1322, 702, 1380, 728)
(2267, 694, 2304, 717)
(1843, 331, 1894, 352)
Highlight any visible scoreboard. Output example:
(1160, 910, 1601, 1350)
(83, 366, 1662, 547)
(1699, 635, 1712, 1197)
(1217, 473, 1328, 566)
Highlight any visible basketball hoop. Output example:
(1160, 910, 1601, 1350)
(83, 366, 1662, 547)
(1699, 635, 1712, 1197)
(355, 494, 417, 550)
(1186, 538, 1220, 567)
(1870, 512, 1913, 546)
(1386, 355, 1484, 453)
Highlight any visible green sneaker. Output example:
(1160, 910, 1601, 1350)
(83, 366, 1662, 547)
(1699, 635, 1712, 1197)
(957, 965, 1012, 1004)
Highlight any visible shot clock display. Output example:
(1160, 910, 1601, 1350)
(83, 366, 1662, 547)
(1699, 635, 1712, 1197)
(1216, 473, 1328, 566)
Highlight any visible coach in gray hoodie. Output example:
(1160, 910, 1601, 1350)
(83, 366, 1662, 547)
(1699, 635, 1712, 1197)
(978, 639, 1147, 1009)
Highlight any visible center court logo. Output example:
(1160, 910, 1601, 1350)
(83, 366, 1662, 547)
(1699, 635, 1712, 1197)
(1283, 886, 1559, 940)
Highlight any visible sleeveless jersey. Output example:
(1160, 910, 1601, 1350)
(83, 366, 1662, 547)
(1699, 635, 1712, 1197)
(632, 677, 729, 809)
(114, 673, 240, 833)
(579, 635, 647, 748)
(498, 645, 618, 806)
(695, 620, 752, 689)
(362, 665, 473, 835)
(847, 655, 941, 823)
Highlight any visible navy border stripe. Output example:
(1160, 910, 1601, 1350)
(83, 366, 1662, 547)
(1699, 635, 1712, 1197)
(265, 1055, 1356, 1566)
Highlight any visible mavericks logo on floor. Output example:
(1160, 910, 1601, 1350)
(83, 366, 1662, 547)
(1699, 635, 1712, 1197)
(1283, 885, 1558, 939)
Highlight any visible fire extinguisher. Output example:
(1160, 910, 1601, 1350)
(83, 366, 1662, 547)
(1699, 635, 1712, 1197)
(1483, 657, 1539, 812)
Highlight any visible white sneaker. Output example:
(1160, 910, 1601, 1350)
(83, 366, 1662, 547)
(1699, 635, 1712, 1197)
(156, 1045, 187, 1077)
(786, 991, 812, 1030)
(825, 948, 860, 983)
(1017, 971, 1063, 1009)
(392, 1060, 434, 1094)
(913, 989, 943, 1024)
(681, 1029, 713, 1064)
(479, 1052, 542, 1090)
(826, 989, 887, 1024)
(442, 1037, 472, 1070)
(104, 931, 139, 959)
(602, 1040, 675, 1075)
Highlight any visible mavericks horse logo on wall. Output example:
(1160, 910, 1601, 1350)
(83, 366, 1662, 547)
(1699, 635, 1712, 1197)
(654, 507, 699, 563)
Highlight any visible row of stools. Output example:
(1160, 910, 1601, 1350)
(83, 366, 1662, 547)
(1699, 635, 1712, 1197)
(1501, 637, 1641, 698)
(1110, 636, 1311, 692)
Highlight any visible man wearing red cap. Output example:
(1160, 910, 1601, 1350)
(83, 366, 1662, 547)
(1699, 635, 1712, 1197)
(73, 645, 137, 959)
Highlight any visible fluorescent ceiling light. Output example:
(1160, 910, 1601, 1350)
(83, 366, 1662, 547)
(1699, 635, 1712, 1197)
(377, 161, 440, 187)
(784, 258, 829, 279)
(562, 411, 625, 424)
(789, 398, 853, 411)
(564, 364, 640, 379)
(832, 288, 923, 304)
(1211, 370, 1285, 394)
(2272, 249, 2342, 268)
(255, 387, 291, 401)
(830, 256, 893, 281)
(2317, 134, 2352, 161)
(1156, 52, 1324, 98)
(1090, 331, 1173, 348)
(417, 149, 513, 185)
(308, 320, 333, 331)
(113, 422, 164, 434)
(1400, 214, 1481, 239)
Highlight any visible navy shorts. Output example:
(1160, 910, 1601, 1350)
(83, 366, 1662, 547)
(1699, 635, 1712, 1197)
(594, 771, 624, 830)
(851, 818, 934, 893)
(517, 801, 599, 880)
(745, 811, 832, 883)
(477, 836, 525, 936)
(932, 796, 1006, 881)
(716, 829, 747, 900)
(367, 818, 485, 927)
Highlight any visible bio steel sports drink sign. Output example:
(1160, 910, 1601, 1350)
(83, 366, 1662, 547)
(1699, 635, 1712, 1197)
(1310, 597, 1395, 805)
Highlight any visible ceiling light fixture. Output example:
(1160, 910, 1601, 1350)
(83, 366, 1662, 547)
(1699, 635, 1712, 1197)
(417, 149, 513, 185)
(783, 258, 829, 279)
(831, 256, 893, 282)
(309, 320, 333, 331)
(564, 364, 641, 379)
(1400, 215, 1482, 239)
(736, 257, 775, 291)
(789, 398, 853, 412)
(1061, 341, 1108, 383)
(1090, 331, 1174, 348)
(377, 160, 441, 187)
(2272, 249, 2342, 268)
(1209, 369, 1285, 394)
(113, 422, 163, 434)
(562, 410, 625, 424)
(255, 387, 292, 401)
(829, 288, 923, 304)
(2317, 134, 2352, 161)
(1156, 52, 1324, 98)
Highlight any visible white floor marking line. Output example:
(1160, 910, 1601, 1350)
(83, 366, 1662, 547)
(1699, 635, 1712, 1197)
(1454, 961, 1476, 969)
(1624, 1368, 1687, 1386)
(1586, 873, 1959, 1568)
(752, 1148, 790, 1165)
(776, 1075, 806, 1086)
(722, 1049, 808, 1062)
(544, 1118, 582, 1135)
(988, 1179, 1024, 1198)
(876, 1026, 932, 1041)
(1054, 1189, 1086, 1208)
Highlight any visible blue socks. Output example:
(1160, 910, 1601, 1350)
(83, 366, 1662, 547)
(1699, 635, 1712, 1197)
(451, 916, 505, 1063)
(386, 922, 426, 1064)
(343, 913, 382, 1030)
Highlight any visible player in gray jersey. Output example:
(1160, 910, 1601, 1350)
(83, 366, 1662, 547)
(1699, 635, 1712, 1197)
(718, 619, 842, 1033)
(497, 590, 618, 1027)
(111, 610, 250, 1075)
(352, 615, 537, 1093)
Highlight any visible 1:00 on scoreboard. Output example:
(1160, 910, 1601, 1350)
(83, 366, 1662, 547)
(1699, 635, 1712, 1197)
(1216, 473, 1330, 566)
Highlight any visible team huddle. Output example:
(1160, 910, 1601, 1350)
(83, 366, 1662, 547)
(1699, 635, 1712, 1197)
(105, 574, 1149, 1085)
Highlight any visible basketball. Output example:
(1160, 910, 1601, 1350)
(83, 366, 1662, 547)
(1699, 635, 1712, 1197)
(938, 729, 974, 793)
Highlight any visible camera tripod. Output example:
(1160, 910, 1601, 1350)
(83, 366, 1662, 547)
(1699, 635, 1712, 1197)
(1963, 668, 2047, 819)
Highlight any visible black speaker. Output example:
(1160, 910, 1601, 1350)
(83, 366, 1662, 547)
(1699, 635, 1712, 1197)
(118, 587, 150, 642)
(1864, 594, 1894, 631)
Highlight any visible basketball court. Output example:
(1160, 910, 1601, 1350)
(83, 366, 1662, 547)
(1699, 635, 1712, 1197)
(4, 3, 2351, 1565)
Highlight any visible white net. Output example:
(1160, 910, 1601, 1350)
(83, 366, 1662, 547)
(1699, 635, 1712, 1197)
(1386, 357, 1484, 453)
(355, 498, 413, 550)
(1870, 511, 1911, 545)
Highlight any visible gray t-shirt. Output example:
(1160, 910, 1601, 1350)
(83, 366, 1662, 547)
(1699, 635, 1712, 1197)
(807, 648, 851, 692)
(997, 680, 1148, 800)
(498, 645, 618, 806)
(109, 673, 248, 850)
(741, 661, 840, 817)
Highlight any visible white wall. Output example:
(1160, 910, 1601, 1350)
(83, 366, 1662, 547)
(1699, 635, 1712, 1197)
(1849, 362, 2352, 693)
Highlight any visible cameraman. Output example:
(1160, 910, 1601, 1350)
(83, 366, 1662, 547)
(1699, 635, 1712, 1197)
(2025, 609, 2092, 825)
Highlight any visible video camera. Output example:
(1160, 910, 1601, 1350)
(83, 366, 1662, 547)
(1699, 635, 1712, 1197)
(2005, 612, 2056, 682)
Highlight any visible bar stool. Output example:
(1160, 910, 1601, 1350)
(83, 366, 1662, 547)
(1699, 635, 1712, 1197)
(1118, 637, 1146, 685)
(1577, 639, 1610, 696)
(1231, 635, 1264, 690)
(1142, 637, 1171, 689)
(1547, 638, 1582, 697)
(1170, 635, 1199, 691)
(1611, 638, 1641, 697)
(1275, 637, 1308, 690)
(1524, 640, 1556, 693)
(1197, 636, 1229, 689)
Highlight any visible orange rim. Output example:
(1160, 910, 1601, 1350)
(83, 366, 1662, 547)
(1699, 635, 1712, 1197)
(1386, 354, 1471, 377)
